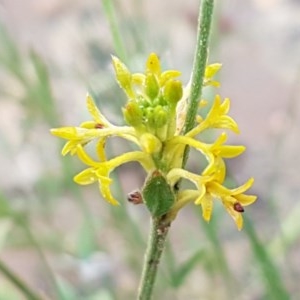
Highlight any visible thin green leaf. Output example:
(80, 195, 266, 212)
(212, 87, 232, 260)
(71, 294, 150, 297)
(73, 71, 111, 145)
(244, 217, 290, 300)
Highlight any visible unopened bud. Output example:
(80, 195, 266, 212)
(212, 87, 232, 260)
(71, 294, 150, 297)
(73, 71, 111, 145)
(146, 53, 161, 75)
(164, 80, 183, 105)
(145, 73, 159, 100)
(153, 105, 167, 128)
(122, 101, 143, 126)
(111, 55, 134, 97)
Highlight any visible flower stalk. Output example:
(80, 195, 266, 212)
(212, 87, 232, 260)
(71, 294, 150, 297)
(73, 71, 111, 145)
(137, 217, 170, 300)
(183, 0, 215, 135)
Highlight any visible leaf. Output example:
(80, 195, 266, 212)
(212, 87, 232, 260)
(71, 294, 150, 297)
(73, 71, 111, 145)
(142, 171, 175, 217)
(244, 217, 290, 300)
(77, 219, 98, 259)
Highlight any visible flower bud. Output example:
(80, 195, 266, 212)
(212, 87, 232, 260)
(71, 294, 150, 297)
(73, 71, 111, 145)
(145, 73, 159, 100)
(111, 55, 134, 97)
(122, 101, 143, 127)
(153, 105, 167, 128)
(164, 80, 183, 105)
(146, 53, 161, 75)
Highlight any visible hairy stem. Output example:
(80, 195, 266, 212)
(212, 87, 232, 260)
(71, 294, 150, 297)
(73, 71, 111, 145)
(137, 218, 170, 300)
(182, 0, 215, 164)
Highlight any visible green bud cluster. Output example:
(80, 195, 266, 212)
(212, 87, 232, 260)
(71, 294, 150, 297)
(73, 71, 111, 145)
(112, 53, 183, 141)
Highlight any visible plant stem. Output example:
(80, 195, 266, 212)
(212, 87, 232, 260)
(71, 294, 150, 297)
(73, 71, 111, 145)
(102, 0, 128, 62)
(0, 259, 42, 300)
(183, 0, 215, 166)
(22, 225, 62, 299)
(137, 1, 215, 299)
(137, 218, 170, 300)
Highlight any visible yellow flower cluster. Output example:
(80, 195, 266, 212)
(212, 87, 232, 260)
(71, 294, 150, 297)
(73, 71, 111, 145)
(51, 53, 256, 230)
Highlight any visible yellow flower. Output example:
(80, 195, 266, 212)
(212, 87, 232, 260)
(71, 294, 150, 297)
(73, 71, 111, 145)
(197, 177, 256, 230)
(51, 94, 156, 204)
(51, 53, 256, 229)
(73, 144, 153, 205)
(204, 63, 222, 87)
(187, 95, 239, 138)
(167, 165, 256, 230)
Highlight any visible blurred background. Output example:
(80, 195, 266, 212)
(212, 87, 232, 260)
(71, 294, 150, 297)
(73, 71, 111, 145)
(0, 0, 300, 299)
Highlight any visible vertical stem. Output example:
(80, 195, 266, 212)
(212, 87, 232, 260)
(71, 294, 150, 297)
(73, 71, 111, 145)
(181, 0, 215, 167)
(102, 0, 128, 62)
(183, 0, 215, 135)
(137, 218, 170, 300)
(0, 259, 42, 300)
(23, 226, 62, 299)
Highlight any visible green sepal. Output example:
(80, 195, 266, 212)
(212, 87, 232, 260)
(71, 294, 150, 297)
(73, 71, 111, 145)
(142, 171, 175, 217)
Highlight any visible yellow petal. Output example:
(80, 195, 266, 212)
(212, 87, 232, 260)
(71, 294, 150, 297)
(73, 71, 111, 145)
(76, 145, 100, 166)
(132, 73, 145, 85)
(80, 121, 98, 129)
(51, 127, 101, 140)
(61, 140, 80, 156)
(160, 70, 181, 86)
(218, 145, 245, 158)
(86, 94, 111, 126)
(207, 80, 221, 87)
(235, 194, 257, 206)
(50, 127, 79, 139)
(198, 99, 208, 108)
(146, 53, 161, 75)
(74, 168, 98, 185)
(220, 97, 230, 115)
(224, 202, 243, 230)
(212, 132, 228, 148)
(96, 138, 107, 162)
(206, 94, 222, 121)
(231, 178, 255, 195)
(98, 177, 119, 206)
(201, 195, 213, 222)
(204, 63, 222, 79)
(207, 181, 231, 197)
(214, 116, 240, 133)
(111, 55, 134, 98)
(194, 185, 207, 205)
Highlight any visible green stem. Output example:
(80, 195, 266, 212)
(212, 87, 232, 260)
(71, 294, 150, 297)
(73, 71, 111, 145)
(0, 259, 42, 300)
(182, 0, 215, 164)
(137, 218, 170, 300)
(23, 226, 62, 299)
(102, 0, 128, 62)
